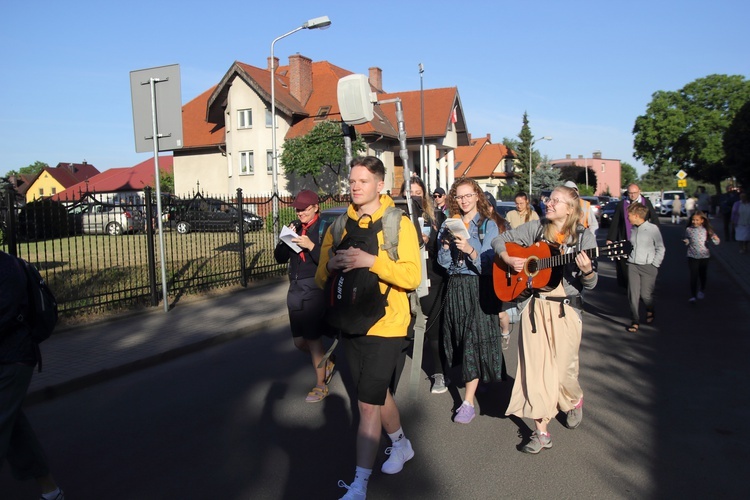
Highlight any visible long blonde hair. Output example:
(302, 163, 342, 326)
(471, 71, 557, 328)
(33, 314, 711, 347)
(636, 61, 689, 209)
(542, 186, 583, 245)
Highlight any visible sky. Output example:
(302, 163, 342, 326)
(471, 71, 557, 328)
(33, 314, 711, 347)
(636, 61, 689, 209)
(2, 0, 748, 178)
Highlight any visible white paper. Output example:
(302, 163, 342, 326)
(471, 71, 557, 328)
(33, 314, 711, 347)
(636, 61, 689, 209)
(444, 218, 470, 240)
(280, 225, 303, 253)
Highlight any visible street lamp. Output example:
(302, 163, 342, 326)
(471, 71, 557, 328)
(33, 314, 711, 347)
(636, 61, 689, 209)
(270, 16, 331, 238)
(529, 136, 552, 195)
(419, 63, 426, 191)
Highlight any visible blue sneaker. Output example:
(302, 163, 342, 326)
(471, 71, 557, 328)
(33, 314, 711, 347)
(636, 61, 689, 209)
(454, 402, 475, 424)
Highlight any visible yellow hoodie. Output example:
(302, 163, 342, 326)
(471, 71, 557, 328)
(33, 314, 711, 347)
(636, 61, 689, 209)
(315, 195, 422, 338)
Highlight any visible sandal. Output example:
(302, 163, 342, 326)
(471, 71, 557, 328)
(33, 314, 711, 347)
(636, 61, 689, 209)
(645, 311, 655, 324)
(626, 324, 639, 333)
(305, 385, 329, 403)
(500, 332, 510, 351)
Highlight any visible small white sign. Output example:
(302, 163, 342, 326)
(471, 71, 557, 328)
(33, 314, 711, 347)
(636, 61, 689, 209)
(676, 169, 688, 180)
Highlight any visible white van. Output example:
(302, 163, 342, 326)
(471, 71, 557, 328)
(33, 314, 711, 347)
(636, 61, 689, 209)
(659, 190, 687, 216)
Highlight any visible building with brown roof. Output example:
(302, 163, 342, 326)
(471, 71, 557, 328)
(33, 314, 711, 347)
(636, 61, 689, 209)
(24, 161, 100, 202)
(175, 55, 469, 196)
(453, 134, 517, 193)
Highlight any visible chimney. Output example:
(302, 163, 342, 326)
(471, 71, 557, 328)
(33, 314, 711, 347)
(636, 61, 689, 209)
(267, 56, 279, 71)
(592, 150, 602, 159)
(566, 154, 571, 159)
(578, 155, 583, 159)
(369, 67, 383, 92)
(486, 133, 491, 142)
(289, 54, 313, 105)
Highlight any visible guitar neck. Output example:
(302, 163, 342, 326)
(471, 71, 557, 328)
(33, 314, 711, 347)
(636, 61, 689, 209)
(538, 247, 599, 271)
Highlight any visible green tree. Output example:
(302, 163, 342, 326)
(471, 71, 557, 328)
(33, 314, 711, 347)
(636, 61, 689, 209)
(516, 113, 533, 192)
(633, 74, 750, 192)
(724, 100, 750, 189)
(620, 162, 638, 187)
(8, 161, 49, 177)
(157, 170, 174, 193)
(280, 120, 366, 192)
(533, 159, 560, 194)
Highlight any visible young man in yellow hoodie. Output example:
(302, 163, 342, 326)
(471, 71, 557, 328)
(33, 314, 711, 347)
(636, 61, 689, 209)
(316, 156, 421, 500)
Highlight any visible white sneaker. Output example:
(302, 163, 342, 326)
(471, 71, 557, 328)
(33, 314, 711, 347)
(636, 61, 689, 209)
(381, 438, 414, 474)
(697, 291, 705, 299)
(338, 480, 366, 500)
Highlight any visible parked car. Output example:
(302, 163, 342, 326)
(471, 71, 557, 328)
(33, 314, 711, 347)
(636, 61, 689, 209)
(69, 203, 146, 235)
(580, 196, 602, 221)
(174, 197, 263, 234)
(658, 190, 687, 216)
(495, 201, 516, 219)
(599, 200, 620, 228)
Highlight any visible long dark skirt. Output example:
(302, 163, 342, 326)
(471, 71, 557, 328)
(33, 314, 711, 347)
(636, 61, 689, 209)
(443, 274, 504, 383)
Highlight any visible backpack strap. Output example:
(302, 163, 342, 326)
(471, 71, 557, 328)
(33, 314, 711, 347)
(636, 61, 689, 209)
(477, 217, 488, 244)
(380, 206, 405, 262)
(329, 212, 349, 254)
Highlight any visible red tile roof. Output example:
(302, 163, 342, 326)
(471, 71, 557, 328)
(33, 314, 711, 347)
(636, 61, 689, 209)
(181, 86, 225, 150)
(455, 135, 516, 179)
(50, 156, 173, 202)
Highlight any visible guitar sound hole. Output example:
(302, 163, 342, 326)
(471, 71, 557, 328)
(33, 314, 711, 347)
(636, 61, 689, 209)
(527, 261, 538, 273)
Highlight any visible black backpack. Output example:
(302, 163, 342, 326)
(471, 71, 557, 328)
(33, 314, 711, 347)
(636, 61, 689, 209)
(16, 257, 58, 370)
(324, 214, 391, 336)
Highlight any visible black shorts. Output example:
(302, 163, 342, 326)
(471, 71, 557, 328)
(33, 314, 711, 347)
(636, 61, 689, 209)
(287, 278, 325, 340)
(343, 335, 406, 405)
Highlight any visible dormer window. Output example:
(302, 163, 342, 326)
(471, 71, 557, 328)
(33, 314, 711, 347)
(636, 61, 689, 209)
(315, 106, 331, 121)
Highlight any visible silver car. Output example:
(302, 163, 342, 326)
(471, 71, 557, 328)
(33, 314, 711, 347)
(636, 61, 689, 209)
(75, 203, 146, 235)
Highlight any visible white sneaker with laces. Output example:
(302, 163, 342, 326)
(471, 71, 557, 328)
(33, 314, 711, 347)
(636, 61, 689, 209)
(381, 438, 414, 474)
(338, 480, 366, 500)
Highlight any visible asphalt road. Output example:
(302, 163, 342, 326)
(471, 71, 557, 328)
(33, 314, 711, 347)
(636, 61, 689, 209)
(2, 222, 749, 499)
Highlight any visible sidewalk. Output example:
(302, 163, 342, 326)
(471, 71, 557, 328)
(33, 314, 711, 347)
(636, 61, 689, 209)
(26, 219, 750, 407)
(26, 277, 291, 406)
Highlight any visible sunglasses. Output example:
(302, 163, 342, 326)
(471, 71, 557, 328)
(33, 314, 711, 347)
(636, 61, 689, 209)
(432, 194, 444, 198)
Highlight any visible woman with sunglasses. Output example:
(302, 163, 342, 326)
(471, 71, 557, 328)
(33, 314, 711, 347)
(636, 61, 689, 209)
(437, 178, 505, 424)
(492, 185, 597, 453)
(273, 189, 334, 403)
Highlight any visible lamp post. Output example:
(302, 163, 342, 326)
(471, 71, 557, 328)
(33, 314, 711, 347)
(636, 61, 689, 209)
(529, 136, 552, 195)
(419, 63, 426, 191)
(270, 16, 331, 238)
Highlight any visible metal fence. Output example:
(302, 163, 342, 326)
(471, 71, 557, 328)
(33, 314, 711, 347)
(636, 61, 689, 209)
(1, 186, 349, 317)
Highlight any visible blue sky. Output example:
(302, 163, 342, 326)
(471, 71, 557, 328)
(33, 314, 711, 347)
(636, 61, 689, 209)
(1, 0, 747, 177)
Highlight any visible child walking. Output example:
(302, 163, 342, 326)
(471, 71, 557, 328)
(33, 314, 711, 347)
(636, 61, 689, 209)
(683, 210, 720, 302)
(625, 203, 665, 332)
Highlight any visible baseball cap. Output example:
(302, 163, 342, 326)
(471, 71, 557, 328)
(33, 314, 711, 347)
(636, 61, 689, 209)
(563, 180, 579, 191)
(433, 187, 446, 196)
(292, 189, 319, 209)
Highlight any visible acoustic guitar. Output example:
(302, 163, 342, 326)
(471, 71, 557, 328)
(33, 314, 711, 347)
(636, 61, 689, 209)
(492, 240, 632, 302)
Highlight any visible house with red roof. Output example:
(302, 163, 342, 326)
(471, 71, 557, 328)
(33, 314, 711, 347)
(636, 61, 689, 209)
(50, 156, 173, 205)
(175, 55, 470, 196)
(453, 134, 518, 194)
(24, 161, 100, 202)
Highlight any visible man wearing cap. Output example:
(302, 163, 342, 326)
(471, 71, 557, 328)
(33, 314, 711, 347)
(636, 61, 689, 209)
(432, 187, 448, 216)
(563, 181, 599, 233)
(273, 189, 334, 403)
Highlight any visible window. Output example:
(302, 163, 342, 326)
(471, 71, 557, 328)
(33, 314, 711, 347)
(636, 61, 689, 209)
(240, 151, 254, 175)
(51, 187, 57, 195)
(314, 106, 331, 121)
(267, 150, 274, 174)
(238, 109, 252, 129)
(265, 108, 273, 127)
(39, 187, 44, 196)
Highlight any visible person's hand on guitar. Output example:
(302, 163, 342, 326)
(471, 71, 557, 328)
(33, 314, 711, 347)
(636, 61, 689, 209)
(500, 251, 526, 273)
(575, 251, 594, 275)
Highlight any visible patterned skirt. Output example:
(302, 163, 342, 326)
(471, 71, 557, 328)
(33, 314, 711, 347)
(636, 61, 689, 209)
(442, 274, 504, 383)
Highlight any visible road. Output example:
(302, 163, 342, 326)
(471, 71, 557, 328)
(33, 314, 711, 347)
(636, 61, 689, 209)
(2, 221, 749, 499)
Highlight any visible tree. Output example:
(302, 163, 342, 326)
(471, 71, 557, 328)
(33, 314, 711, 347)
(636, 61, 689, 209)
(724, 100, 750, 189)
(633, 74, 750, 192)
(533, 159, 561, 195)
(620, 161, 638, 188)
(559, 165, 598, 191)
(8, 161, 49, 177)
(157, 170, 174, 193)
(516, 113, 533, 192)
(280, 120, 366, 193)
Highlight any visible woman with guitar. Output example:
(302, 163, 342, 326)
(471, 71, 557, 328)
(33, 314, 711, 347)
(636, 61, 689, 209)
(491, 185, 598, 454)
(437, 178, 505, 424)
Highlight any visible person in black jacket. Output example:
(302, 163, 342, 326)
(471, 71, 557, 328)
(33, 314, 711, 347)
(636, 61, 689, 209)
(273, 190, 334, 403)
(0, 251, 65, 499)
(606, 184, 660, 287)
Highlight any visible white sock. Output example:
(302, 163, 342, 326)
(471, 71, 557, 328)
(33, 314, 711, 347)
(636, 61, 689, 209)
(353, 466, 371, 490)
(463, 400, 474, 407)
(387, 427, 406, 446)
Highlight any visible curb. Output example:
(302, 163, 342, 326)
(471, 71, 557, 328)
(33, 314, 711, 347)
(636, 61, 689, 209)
(24, 312, 289, 407)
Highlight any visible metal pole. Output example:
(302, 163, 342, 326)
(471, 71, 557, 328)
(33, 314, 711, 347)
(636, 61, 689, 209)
(419, 63, 426, 191)
(147, 77, 170, 312)
(529, 140, 534, 195)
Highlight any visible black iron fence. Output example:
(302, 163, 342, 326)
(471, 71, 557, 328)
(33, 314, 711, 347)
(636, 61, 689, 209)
(1, 186, 349, 317)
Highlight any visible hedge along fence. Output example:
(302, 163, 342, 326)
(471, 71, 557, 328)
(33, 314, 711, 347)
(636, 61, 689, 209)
(1, 186, 350, 318)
